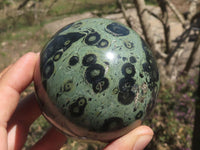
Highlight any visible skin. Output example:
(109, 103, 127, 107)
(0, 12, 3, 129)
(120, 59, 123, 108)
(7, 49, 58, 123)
(0, 52, 153, 150)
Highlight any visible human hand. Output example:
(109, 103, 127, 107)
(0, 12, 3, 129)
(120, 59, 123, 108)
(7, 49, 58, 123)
(0, 52, 153, 150)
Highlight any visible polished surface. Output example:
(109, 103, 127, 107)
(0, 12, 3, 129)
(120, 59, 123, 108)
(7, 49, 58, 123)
(34, 18, 160, 142)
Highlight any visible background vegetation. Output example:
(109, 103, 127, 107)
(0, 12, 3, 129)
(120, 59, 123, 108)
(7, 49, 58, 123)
(0, 0, 199, 150)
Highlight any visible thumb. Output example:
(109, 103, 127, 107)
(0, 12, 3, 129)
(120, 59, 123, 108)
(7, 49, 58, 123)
(104, 125, 153, 150)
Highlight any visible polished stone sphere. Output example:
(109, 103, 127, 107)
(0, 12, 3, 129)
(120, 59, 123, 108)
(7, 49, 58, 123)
(34, 18, 160, 142)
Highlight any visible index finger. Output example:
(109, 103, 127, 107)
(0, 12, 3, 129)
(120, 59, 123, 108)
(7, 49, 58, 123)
(0, 52, 38, 126)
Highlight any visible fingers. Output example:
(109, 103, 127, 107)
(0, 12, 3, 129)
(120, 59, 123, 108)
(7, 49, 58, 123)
(104, 125, 153, 150)
(0, 52, 38, 124)
(31, 127, 67, 150)
(0, 52, 38, 150)
(7, 93, 41, 150)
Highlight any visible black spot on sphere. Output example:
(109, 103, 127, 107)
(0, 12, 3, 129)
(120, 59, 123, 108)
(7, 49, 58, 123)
(69, 97, 87, 117)
(101, 117, 124, 131)
(121, 63, 136, 78)
(77, 97, 87, 107)
(118, 91, 135, 105)
(106, 22, 130, 36)
(85, 64, 105, 83)
(139, 73, 144, 78)
(56, 33, 85, 51)
(53, 51, 63, 61)
(82, 54, 97, 66)
(40, 32, 85, 70)
(140, 37, 159, 83)
(119, 77, 135, 92)
(92, 77, 109, 93)
(85, 32, 101, 45)
(97, 39, 109, 48)
(112, 87, 119, 94)
(69, 56, 79, 66)
(142, 62, 159, 91)
(148, 82, 157, 91)
(129, 56, 136, 63)
(62, 32, 86, 51)
(142, 62, 151, 73)
(118, 78, 136, 105)
(63, 80, 73, 92)
(56, 92, 62, 99)
(122, 57, 127, 61)
(133, 107, 137, 112)
(42, 60, 54, 79)
(135, 111, 143, 120)
(124, 41, 134, 49)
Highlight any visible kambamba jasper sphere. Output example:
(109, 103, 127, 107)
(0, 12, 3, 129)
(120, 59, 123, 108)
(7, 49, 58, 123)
(34, 18, 160, 142)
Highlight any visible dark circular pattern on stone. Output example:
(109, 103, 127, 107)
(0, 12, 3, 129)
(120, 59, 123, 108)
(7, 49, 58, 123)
(85, 64, 105, 83)
(40, 32, 85, 70)
(142, 62, 151, 73)
(92, 77, 109, 93)
(121, 63, 136, 77)
(129, 56, 136, 63)
(140, 37, 159, 91)
(142, 62, 159, 91)
(82, 54, 97, 66)
(106, 22, 130, 36)
(118, 78, 136, 105)
(85, 32, 101, 45)
(118, 91, 135, 105)
(69, 97, 87, 117)
(119, 78, 136, 92)
(42, 60, 54, 79)
(69, 56, 79, 66)
(97, 39, 109, 48)
(139, 73, 144, 78)
(124, 41, 134, 49)
(63, 80, 73, 92)
(101, 117, 124, 131)
(53, 51, 63, 61)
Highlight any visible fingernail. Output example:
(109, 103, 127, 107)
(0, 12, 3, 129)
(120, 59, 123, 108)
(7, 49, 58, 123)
(133, 135, 152, 150)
